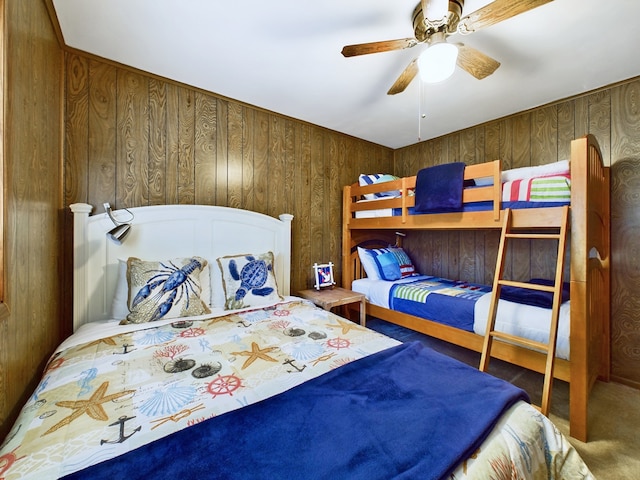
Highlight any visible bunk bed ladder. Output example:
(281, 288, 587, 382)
(479, 206, 570, 416)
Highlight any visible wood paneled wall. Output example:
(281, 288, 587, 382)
(3, 13, 638, 441)
(0, 0, 63, 438)
(62, 52, 394, 298)
(63, 55, 640, 386)
(394, 77, 640, 387)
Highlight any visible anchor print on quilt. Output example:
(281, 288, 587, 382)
(217, 251, 283, 310)
(123, 256, 211, 324)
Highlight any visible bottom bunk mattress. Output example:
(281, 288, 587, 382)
(0, 299, 589, 479)
(352, 276, 571, 360)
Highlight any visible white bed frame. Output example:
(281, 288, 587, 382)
(70, 203, 294, 331)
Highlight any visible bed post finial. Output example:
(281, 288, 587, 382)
(70, 203, 93, 331)
(279, 213, 294, 296)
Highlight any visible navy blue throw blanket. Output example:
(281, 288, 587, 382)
(500, 278, 570, 308)
(64, 342, 529, 480)
(414, 162, 466, 213)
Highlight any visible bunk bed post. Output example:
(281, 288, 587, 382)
(568, 133, 610, 442)
(342, 185, 353, 288)
(492, 159, 501, 221)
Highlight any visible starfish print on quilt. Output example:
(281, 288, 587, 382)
(232, 342, 279, 369)
(327, 317, 360, 335)
(45, 381, 135, 435)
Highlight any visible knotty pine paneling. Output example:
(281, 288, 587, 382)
(611, 158, 640, 385)
(57, 56, 640, 391)
(63, 52, 394, 297)
(610, 79, 640, 388)
(2, 7, 638, 445)
(1, 0, 63, 440)
(396, 76, 640, 386)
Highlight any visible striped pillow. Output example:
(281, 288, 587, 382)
(358, 174, 401, 200)
(387, 246, 417, 277)
(502, 175, 571, 203)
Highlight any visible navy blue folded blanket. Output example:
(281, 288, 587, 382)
(415, 162, 466, 213)
(500, 278, 570, 308)
(64, 342, 529, 480)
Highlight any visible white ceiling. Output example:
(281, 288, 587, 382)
(52, 0, 640, 149)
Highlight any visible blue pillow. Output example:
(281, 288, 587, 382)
(371, 251, 402, 281)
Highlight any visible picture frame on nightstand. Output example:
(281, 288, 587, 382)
(313, 262, 335, 290)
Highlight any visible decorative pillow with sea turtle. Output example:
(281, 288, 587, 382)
(123, 256, 211, 324)
(217, 251, 283, 310)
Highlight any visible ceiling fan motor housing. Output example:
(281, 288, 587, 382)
(413, 0, 464, 42)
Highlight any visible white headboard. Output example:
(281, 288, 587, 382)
(70, 203, 293, 331)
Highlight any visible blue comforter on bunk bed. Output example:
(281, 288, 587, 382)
(64, 342, 528, 480)
(390, 276, 492, 331)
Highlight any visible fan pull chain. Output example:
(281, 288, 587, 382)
(418, 81, 426, 142)
(418, 81, 422, 141)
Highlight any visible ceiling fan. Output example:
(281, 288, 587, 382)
(341, 0, 553, 94)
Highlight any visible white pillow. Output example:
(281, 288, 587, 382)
(357, 246, 381, 280)
(209, 263, 226, 309)
(111, 258, 212, 320)
(501, 160, 569, 182)
(111, 259, 130, 319)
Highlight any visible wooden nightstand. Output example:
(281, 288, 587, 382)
(297, 287, 367, 326)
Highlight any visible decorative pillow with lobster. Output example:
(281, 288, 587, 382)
(217, 251, 283, 310)
(122, 256, 211, 324)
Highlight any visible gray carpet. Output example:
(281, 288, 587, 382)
(366, 318, 639, 479)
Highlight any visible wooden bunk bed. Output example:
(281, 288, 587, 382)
(341, 134, 610, 442)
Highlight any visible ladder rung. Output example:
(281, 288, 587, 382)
(480, 206, 569, 417)
(505, 232, 561, 240)
(498, 279, 555, 293)
(489, 331, 550, 352)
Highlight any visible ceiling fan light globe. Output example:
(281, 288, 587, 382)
(417, 42, 458, 83)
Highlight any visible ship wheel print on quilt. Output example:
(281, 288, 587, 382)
(206, 374, 242, 398)
(229, 256, 274, 301)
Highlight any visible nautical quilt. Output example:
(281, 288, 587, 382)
(0, 300, 397, 479)
(0, 300, 592, 480)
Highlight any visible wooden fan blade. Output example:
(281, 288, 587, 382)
(456, 43, 500, 79)
(458, 0, 553, 34)
(387, 59, 418, 95)
(421, 0, 428, 21)
(341, 38, 417, 57)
